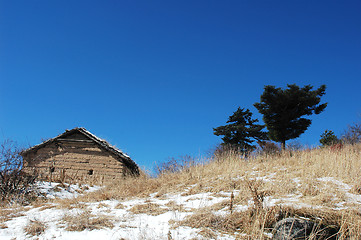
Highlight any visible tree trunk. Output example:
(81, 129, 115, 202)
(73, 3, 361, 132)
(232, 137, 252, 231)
(281, 140, 286, 151)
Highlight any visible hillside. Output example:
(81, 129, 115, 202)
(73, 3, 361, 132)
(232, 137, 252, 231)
(1, 144, 361, 239)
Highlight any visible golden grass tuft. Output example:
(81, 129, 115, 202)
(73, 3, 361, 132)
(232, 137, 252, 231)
(97, 202, 110, 209)
(37, 204, 56, 211)
(129, 202, 168, 216)
(24, 219, 47, 236)
(115, 202, 126, 209)
(61, 210, 114, 231)
(176, 206, 280, 237)
(55, 198, 87, 210)
(351, 180, 361, 194)
(165, 200, 188, 212)
(197, 228, 218, 239)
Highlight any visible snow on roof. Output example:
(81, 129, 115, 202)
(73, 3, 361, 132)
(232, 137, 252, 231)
(76, 127, 132, 159)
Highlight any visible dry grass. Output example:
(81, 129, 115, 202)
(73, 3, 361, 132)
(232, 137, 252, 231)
(55, 198, 87, 210)
(24, 219, 46, 237)
(175, 205, 361, 239)
(61, 210, 114, 231)
(176, 206, 280, 237)
(0, 207, 26, 224)
(129, 202, 168, 216)
(37, 204, 56, 211)
(278, 207, 361, 239)
(106, 144, 359, 201)
(115, 202, 126, 209)
(55, 143, 361, 237)
(351, 180, 361, 194)
(165, 200, 188, 212)
(97, 202, 110, 209)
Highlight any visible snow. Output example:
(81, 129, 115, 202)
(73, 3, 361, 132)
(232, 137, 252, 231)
(36, 182, 101, 199)
(317, 177, 361, 205)
(318, 177, 352, 191)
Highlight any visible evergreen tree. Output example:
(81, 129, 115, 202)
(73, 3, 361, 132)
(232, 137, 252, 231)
(213, 108, 268, 154)
(254, 84, 327, 150)
(319, 130, 338, 147)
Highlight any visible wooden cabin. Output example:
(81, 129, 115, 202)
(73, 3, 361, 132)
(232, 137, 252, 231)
(21, 127, 139, 183)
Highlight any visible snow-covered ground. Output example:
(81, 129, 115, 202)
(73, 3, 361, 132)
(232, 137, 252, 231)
(0, 182, 235, 240)
(1, 176, 360, 240)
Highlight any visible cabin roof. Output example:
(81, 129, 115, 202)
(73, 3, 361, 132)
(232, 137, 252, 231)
(21, 127, 139, 174)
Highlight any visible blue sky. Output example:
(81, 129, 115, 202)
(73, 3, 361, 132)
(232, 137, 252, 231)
(1, 1, 360, 172)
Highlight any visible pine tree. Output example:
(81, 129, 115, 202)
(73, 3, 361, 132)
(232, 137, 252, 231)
(254, 84, 327, 150)
(213, 108, 268, 155)
(319, 130, 338, 147)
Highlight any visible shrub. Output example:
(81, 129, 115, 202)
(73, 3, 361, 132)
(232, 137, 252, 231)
(286, 140, 305, 151)
(155, 155, 196, 175)
(0, 169, 38, 205)
(0, 140, 38, 205)
(341, 121, 361, 144)
(213, 144, 241, 157)
(257, 140, 281, 156)
(0, 139, 23, 171)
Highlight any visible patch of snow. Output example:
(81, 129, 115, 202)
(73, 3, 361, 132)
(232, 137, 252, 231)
(317, 177, 352, 191)
(317, 177, 361, 205)
(255, 172, 276, 182)
(345, 192, 361, 204)
(36, 181, 101, 199)
(233, 204, 250, 212)
(263, 196, 280, 207)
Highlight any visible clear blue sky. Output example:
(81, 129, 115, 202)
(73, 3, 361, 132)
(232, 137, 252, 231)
(1, 1, 360, 172)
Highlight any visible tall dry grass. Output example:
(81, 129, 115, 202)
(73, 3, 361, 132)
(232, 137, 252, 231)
(69, 144, 361, 238)
(81, 144, 361, 201)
